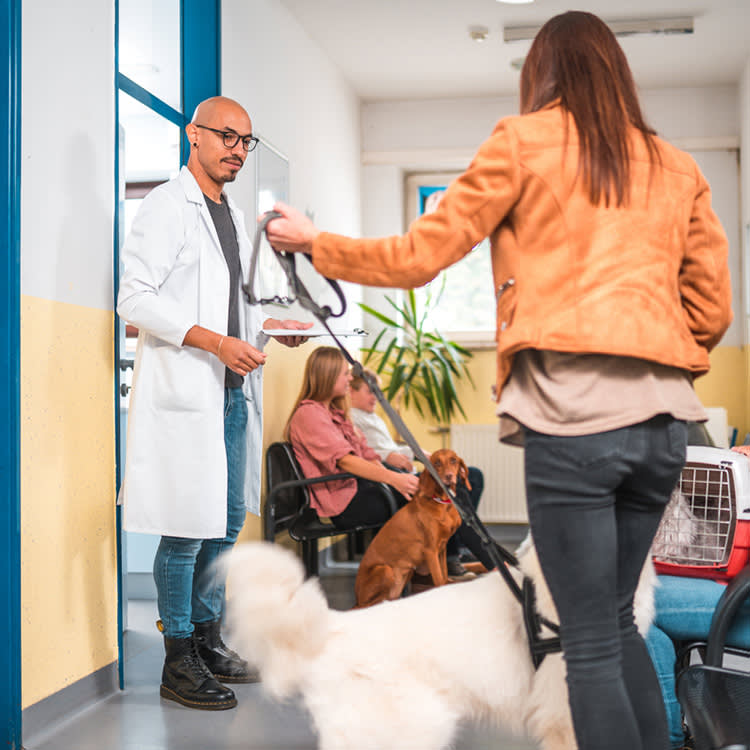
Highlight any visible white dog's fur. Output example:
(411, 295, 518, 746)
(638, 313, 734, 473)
(221, 537, 656, 750)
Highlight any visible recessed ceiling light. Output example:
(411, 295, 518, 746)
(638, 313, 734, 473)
(497, 0, 535, 5)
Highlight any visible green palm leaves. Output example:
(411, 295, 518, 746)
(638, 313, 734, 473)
(359, 286, 474, 425)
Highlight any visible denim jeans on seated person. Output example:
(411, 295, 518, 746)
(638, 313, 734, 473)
(524, 415, 687, 750)
(645, 574, 750, 748)
(153, 387, 248, 639)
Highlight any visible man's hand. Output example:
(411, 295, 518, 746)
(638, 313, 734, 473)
(732, 445, 750, 458)
(217, 336, 266, 375)
(386, 452, 414, 472)
(263, 318, 314, 348)
(183, 325, 266, 375)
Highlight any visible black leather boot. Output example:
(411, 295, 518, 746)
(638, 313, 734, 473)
(192, 619, 260, 684)
(160, 635, 237, 710)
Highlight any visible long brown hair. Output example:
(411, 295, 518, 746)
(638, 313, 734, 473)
(284, 347, 349, 439)
(520, 11, 659, 207)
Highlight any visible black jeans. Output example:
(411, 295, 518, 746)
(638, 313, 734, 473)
(330, 478, 408, 529)
(524, 415, 687, 750)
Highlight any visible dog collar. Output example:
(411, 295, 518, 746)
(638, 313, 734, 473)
(432, 495, 452, 504)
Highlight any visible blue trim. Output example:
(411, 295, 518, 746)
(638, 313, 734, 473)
(118, 73, 186, 128)
(114, 0, 125, 692)
(114, 0, 220, 690)
(0, 0, 22, 746)
(181, 0, 221, 165)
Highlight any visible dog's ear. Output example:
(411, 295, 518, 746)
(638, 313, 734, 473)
(418, 468, 439, 497)
(458, 459, 471, 491)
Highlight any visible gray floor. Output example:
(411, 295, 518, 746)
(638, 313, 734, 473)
(25, 526, 540, 750)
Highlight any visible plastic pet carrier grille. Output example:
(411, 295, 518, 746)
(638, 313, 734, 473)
(652, 446, 750, 581)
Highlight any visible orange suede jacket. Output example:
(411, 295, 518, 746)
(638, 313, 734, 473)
(311, 105, 732, 399)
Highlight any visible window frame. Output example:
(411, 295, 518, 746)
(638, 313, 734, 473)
(404, 171, 496, 349)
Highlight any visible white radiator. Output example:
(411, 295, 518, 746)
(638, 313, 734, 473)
(450, 424, 527, 523)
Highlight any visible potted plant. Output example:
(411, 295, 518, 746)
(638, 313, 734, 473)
(358, 282, 474, 426)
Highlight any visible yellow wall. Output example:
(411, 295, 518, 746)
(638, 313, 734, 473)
(694, 345, 748, 441)
(240, 340, 314, 542)
(21, 296, 117, 708)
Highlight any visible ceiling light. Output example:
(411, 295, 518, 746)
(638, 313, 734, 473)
(497, 0, 535, 4)
(468, 25, 489, 42)
(504, 16, 693, 42)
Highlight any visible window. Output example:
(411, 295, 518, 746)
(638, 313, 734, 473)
(406, 173, 495, 346)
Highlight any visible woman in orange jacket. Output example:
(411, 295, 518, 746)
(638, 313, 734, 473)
(265, 11, 732, 750)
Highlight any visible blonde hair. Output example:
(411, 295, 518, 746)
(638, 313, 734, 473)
(284, 347, 349, 439)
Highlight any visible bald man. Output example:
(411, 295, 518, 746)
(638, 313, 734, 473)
(118, 97, 310, 711)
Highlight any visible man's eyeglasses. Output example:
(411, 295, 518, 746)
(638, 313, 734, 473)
(194, 124, 259, 152)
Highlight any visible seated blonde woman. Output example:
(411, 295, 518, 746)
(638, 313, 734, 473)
(285, 347, 419, 530)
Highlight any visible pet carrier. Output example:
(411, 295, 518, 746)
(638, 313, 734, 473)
(652, 446, 750, 582)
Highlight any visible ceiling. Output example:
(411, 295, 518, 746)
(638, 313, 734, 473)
(279, 0, 750, 101)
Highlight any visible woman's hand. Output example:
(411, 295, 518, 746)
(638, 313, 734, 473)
(264, 202, 320, 254)
(385, 452, 415, 472)
(389, 470, 419, 500)
(732, 445, 750, 457)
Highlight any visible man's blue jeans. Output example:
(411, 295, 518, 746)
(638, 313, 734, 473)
(645, 574, 750, 748)
(524, 415, 687, 750)
(153, 387, 248, 639)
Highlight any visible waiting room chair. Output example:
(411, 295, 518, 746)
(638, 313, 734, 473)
(263, 441, 398, 577)
(676, 566, 750, 750)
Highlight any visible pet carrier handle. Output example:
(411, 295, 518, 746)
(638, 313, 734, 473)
(705, 565, 750, 666)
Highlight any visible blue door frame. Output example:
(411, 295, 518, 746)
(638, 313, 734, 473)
(114, 0, 220, 687)
(0, 0, 22, 745)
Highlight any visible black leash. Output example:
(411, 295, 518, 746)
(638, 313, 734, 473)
(245, 211, 561, 667)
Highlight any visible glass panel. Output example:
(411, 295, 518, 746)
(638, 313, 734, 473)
(119, 89, 181, 189)
(251, 141, 293, 307)
(119, 0, 181, 111)
(414, 187, 495, 334)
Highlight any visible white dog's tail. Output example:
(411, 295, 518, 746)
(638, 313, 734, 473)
(220, 542, 331, 699)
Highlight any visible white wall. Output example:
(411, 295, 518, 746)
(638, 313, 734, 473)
(360, 86, 743, 341)
(221, 0, 364, 328)
(21, 0, 115, 309)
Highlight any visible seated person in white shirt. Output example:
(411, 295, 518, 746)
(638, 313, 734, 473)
(349, 368, 486, 579)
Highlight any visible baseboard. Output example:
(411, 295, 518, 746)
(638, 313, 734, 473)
(23, 661, 119, 746)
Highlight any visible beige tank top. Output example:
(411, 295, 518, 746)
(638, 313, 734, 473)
(498, 350, 707, 445)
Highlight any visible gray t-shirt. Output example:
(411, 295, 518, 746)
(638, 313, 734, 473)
(204, 194, 243, 389)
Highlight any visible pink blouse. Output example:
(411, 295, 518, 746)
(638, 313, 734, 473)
(288, 400, 381, 517)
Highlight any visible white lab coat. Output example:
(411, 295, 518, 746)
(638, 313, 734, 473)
(117, 166, 268, 538)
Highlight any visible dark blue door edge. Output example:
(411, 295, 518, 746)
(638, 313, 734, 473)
(1, 0, 22, 746)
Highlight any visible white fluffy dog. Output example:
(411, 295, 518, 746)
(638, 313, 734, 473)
(221, 537, 656, 750)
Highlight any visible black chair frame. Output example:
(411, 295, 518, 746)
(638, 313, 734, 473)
(263, 441, 398, 577)
(676, 567, 750, 750)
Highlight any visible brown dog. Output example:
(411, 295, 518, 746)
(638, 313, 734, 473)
(354, 449, 470, 608)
